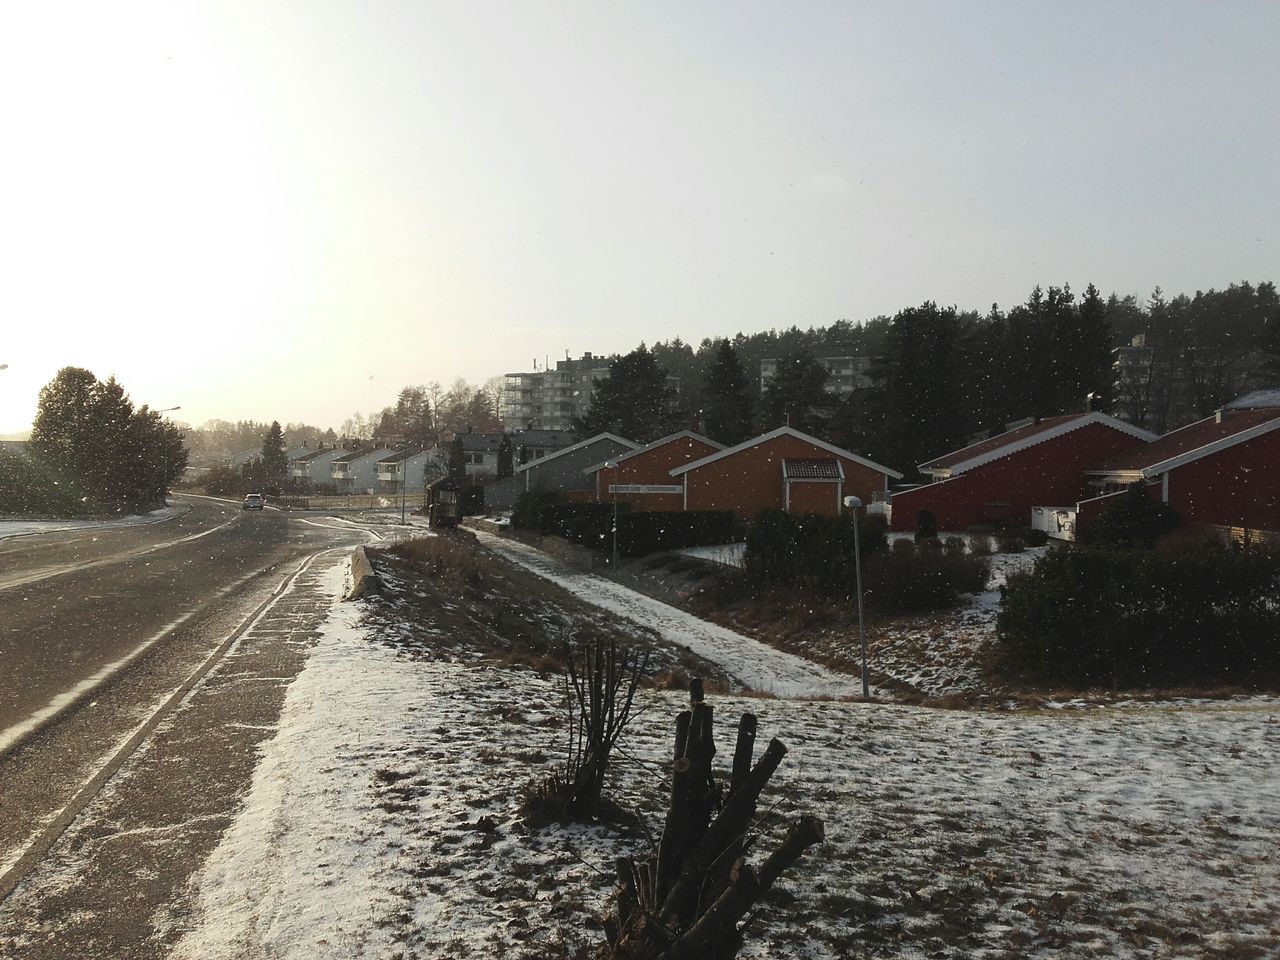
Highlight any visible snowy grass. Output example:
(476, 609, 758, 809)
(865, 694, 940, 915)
(0, 504, 187, 540)
(175, 567, 1280, 959)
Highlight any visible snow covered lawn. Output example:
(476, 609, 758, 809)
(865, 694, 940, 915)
(174, 558, 1280, 959)
(473, 530, 863, 699)
(0, 504, 187, 540)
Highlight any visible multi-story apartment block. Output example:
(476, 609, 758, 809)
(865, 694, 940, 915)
(759, 356, 873, 397)
(500, 352, 615, 431)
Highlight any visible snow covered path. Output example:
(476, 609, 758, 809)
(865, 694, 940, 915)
(472, 530, 865, 699)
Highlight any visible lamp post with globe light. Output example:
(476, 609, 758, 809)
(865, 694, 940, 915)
(843, 495, 869, 699)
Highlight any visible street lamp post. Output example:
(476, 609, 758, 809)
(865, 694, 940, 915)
(843, 495, 869, 699)
(605, 459, 619, 567)
(400, 457, 407, 524)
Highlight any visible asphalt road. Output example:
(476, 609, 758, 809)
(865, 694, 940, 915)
(0, 495, 372, 934)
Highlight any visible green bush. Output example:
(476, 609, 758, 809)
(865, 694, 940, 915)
(1023, 527, 1050, 547)
(915, 508, 939, 541)
(996, 541, 1280, 688)
(995, 529, 1025, 553)
(0, 452, 89, 515)
(1081, 482, 1179, 548)
(511, 490, 569, 531)
(743, 510, 986, 613)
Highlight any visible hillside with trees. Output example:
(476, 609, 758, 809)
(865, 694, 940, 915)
(638, 279, 1278, 478)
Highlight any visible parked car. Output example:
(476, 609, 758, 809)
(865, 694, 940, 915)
(242, 493, 265, 510)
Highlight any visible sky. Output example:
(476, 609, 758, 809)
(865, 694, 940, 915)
(1, 1, 1277, 435)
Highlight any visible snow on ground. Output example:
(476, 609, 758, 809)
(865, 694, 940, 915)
(678, 541, 746, 568)
(0, 505, 187, 540)
(175, 569, 1280, 959)
(473, 530, 864, 699)
(838, 546, 1046, 699)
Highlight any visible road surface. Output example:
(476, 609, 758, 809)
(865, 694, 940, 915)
(0, 496, 385, 957)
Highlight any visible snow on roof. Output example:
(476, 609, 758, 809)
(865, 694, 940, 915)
(782, 458, 844, 480)
(1223, 388, 1280, 410)
(513, 432, 639, 473)
(919, 413, 1156, 475)
(669, 426, 904, 480)
(581, 430, 724, 475)
(460, 433, 504, 452)
(1087, 407, 1280, 476)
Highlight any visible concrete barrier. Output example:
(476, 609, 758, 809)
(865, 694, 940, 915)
(345, 546, 381, 601)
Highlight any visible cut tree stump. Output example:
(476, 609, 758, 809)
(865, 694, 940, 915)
(602, 684, 825, 959)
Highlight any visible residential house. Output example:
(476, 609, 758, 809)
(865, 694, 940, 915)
(289, 446, 351, 488)
(583, 431, 725, 512)
(671, 426, 902, 520)
(889, 412, 1156, 532)
(1069, 390, 1280, 540)
(515, 432, 640, 499)
(331, 447, 394, 494)
(376, 448, 446, 496)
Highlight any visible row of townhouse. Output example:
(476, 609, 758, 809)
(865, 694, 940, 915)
(888, 388, 1280, 541)
(506, 425, 901, 521)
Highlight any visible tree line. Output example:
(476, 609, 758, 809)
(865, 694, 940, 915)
(0, 367, 188, 516)
(579, 280, 1277, 479)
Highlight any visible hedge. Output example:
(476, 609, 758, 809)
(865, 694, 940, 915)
(995, 541, 1280, 688)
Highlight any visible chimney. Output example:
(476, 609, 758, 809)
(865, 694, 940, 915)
(1216, 409, 1224, 424)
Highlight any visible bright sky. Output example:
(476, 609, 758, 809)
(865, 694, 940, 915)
(2, 1, 1277, 434)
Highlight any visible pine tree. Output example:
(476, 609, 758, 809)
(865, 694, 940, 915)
(699, 340, 754, 444)
(758, 348, 831, 434)
(497, 434, 514, 479)
(571, 347, 676, 443)
(448, 436, 466, 484)
(1076, 283, 1114, 410)
(261, 421, 288, 488)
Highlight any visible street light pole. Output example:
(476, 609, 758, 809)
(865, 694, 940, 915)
(400, 457, 407, 524)
(605, 460, 619, 568)
(844, 495, 869, 699)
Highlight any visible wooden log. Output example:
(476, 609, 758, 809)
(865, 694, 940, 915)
(657, 861, 762, 960)
(655, 757, 693, 901)
(673, 710, 691, 761)
(659, 738, 787, 922)
(757, 816, 825, 892)
(729, 713, 757, 795)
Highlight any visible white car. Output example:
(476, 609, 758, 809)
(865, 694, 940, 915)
(242, 493, 265, 511)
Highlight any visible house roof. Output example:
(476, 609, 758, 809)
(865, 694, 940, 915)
(669, 426, 903, 480)
(581, 431, 724, 476)
(294, 446, 347, 463)
(333, 448, 392, 464)
(1087, 408, 1280, 476)
(919, 413, 1156, 475)
(782, 458, 844, 480)
(514, 432, 639, 473)
(460, 433, 504, 453)
(1223, 388, 1280, 410)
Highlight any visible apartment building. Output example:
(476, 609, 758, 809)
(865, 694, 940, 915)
(499, 352, 614, 431)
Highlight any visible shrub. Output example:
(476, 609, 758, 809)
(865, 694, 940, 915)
(1023, 527, 1050, 547)
(1082, 482, 1179, 547)
(943, 535, 967, 557)
(511, 489, 569, 531)
(0, 452, 89, 515)
(995, 529, 1025, 553)
(743, 510, 986, 613)
(915, 508, 939, 541)
(996, 541, 1280, 688)
(968, 533, 993, 556)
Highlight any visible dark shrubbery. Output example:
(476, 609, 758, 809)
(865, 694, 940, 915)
(1022, 527, 1050, 547)
(996, 541, 1280, 688)
(743, 510, 989, 613)
(1082, 482, 1179, 547)
(511, 492, 735, 557)
(0, 452, 86, 515)
(914, 508, 938, 541)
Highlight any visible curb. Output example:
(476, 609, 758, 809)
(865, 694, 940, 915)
(345, 546, 381, 601)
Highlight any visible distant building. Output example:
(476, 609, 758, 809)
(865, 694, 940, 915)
(759, 356, 873, 398)
(500, 353, 615, 431)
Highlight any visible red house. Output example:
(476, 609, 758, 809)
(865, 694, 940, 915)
(1078, 391, 1280, 539)
(670, 426, 902, 521)
(890, 413, 1156, 532)
(584, 431, 725, 512)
